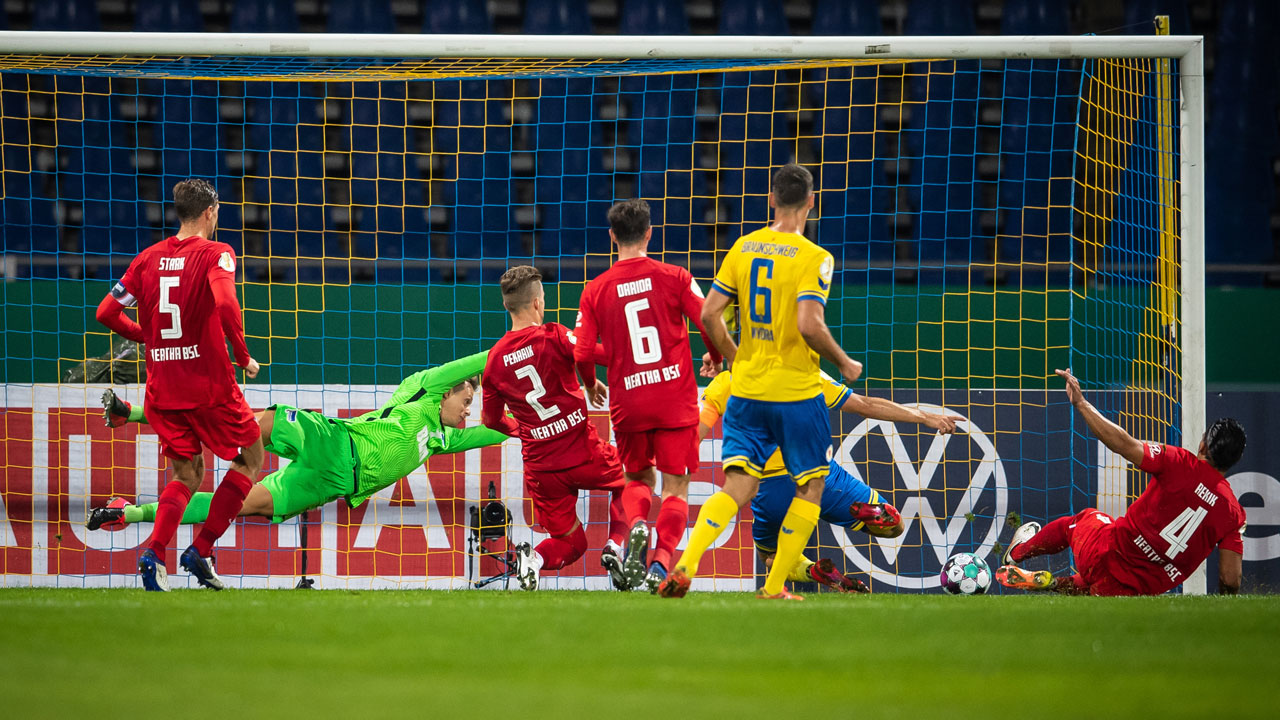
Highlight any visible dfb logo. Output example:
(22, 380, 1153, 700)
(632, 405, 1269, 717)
(831, 406, 1008, 589)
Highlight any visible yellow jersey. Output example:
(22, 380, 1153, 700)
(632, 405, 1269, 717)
(710, 226, 834, 402)
(699, 369, 850, 477)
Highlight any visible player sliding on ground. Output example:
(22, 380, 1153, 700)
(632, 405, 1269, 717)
(698, 368, 959, 593)
(89, 353, 510, 565)
(660, 164, 864, 600)
(572, 199, 722, 592)
(94, 178, 263, 592)
(481, 266, 632, 591)
(998, 368, 1247, 596)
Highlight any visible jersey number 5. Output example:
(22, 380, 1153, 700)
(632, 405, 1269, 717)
(515, 365, 561, 421)
(1159, 506, 1208, 559)
(158, 276, 183, 340)
(748, 257, 774, 324)
(623, 298, 661, 365)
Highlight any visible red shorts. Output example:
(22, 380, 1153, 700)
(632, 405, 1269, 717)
(614, 425, 699, 476)
(1067, 509, 1142, 597)
(526, 440, 625, 537)
(148, 394, 260, 462)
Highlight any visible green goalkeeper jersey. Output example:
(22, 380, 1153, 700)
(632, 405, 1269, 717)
(344, 351, 509, 508)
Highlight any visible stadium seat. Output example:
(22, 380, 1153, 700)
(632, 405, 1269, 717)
(523, 0, 593, 34)
(326, 0, 396, 34)
(811, 0, 879, 36)
(905, 0, 975, 36)
(1205, 0, 1279, 263)
(619, 0, 689, 35)
(1000, 0, 1069, 34)
(531, 77, 611, 257)
(229, 0, 298, 33)
(718, 0, 789, 35)
(31, 0, 99, 31)
(133, 0, 204, 32)
(422, 0, 492, 33)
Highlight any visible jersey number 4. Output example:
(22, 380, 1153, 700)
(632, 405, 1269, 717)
(515, 365, 561, 421)
(158, 276, 183, 340)
(1158, 506, 1208, 559)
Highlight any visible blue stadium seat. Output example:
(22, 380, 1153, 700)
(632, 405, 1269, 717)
(326, 0, 395, 34)
(422, 0, 492, 33)
(619, 73, 707, 250)
(718, 0, 789, 35)
(230, 0, 298, 33)
(905, 0, 975, 36)
(1, 171, 59, 255)
(430, 80, 517, 259)
(810, 64, 893, 259)
(32, 0, 99, 31)
(1000, 0, 1069, 35)
(523, 0, 593, 34)
(133, 0, 204, 32)
(531, 78, 611, 257)
(811, 0, 878, 36)
(1206, 0, 1279, 263)
(619, 0, 689, 35)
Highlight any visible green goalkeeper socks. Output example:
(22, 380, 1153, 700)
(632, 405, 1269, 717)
(124, 492, 213, 525)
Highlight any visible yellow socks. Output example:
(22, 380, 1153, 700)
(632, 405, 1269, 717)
(787, 555, 816, 583)
(675, 491, 739, 577)
(763, 497, 820, 595)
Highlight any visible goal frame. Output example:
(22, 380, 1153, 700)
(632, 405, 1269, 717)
(0, 31, 1207, 591)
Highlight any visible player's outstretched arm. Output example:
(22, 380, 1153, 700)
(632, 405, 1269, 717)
(796, 299, 861, 382)
(1218, 548, 1242, 595)
(442, 424, 512, 455)
(1056, 368, 1144, 465)
(841, 393, 960, 434)
(479, 378, 520, 438)
(699, 287, 738, 365)
(95, 293, 145, 343)
(391, 351, 490, 405)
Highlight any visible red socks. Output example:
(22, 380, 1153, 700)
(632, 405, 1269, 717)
(147, 480, 193, 558)
(535, 526, 588, 571)
(1011, 515, 1073, 562)
(650, 496, 688, 570)
(606, 491, 627, 546)
(620, 480, 653, 527)
(192, 469, 254, 557)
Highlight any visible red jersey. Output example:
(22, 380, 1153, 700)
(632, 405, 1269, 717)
(573, 257, 717, 432)
(105, 235, 251, 411)
(1110, 443, 1247, 594)
(482, 323, 601, 472)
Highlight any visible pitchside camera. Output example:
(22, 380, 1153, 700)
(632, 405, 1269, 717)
(469, 480, 511, 541)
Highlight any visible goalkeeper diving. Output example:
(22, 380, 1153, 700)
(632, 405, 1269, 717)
(88, 352, 509, 532)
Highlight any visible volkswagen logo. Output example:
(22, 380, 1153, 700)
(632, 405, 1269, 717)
(831, 406, 1008, 589)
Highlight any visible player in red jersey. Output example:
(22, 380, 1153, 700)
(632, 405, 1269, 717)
(998, 368, 1247, 596)
(94, 179, 263, 592)
(481, 266, 632, 590)
(572, 199, 722, 592)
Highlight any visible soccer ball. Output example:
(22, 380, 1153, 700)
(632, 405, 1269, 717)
(940, 553, 991, 595)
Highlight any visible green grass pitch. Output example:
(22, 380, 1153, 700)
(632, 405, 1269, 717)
(2, 589, 1277, 719)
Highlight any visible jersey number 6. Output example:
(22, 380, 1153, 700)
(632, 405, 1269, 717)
(623, 298, 662, 365)
(748, 257, 774, 324)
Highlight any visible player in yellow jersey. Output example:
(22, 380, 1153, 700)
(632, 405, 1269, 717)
(695, 369, 959, 592)
(658, 163, 864, 600)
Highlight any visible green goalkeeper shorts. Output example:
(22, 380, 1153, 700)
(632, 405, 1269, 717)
(261, 404, 358, 524)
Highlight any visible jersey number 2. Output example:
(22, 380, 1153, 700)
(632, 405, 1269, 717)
(515, 365, 561, 421)
(158, 276, 183, 340)
(1158, 506, 1208, 559)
